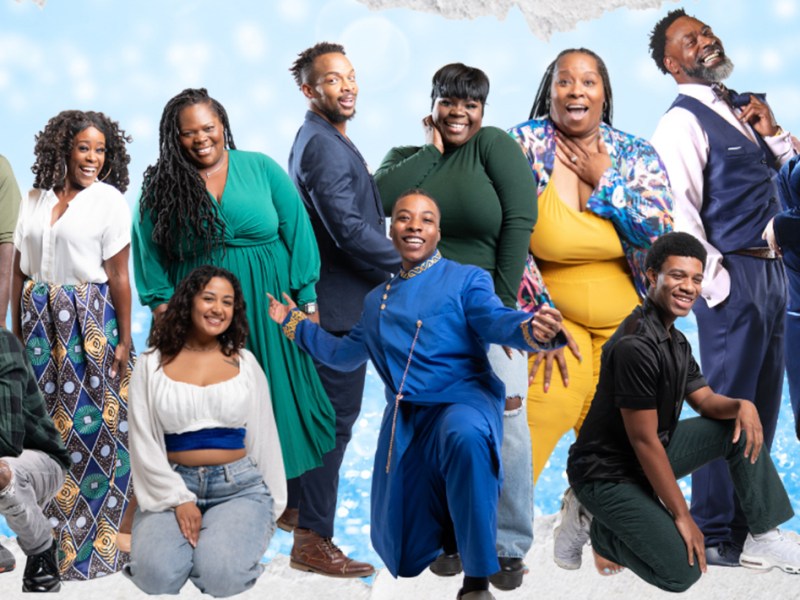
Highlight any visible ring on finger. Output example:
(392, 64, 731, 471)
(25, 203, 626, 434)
(570, 154, 578, 164)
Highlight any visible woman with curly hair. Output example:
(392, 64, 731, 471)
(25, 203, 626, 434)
(124, 265, 285, 597)
(132, 88, 334, 479)
(11, 109, 136, 579)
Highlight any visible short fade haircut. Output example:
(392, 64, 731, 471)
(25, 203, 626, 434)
(289, 42, 346, 88)
(645, 232, 707, 274)
(430, 63, 490, 109)
(391, 188, 441, 218)
(649, 8, 689, 75)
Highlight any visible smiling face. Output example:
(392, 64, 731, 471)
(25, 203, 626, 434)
(177, 101, 226, 171)
(663, 16, 733, 84)
(390, 193, 441, 270)
(647, 255, 704, 326)
(65, 126, 106, 191)
(431, 96, 483, 149)
(189, 276, 235, 343)
(549, 51, 605, 139)
(302, 52, 358, 126)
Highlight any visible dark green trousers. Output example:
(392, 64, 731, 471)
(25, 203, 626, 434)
(574, 417, 794, 592)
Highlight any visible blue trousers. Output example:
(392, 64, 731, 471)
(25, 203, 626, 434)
(394, 403, 501, 578)
(287, 345, 366, 538)
(690, 255, 786, 547)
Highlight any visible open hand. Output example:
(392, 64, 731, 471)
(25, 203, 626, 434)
(266, 292, 297, 324)
(529, 323, 582, 391)
(555, 131, 612, 188)
(733, 399, 763, 464)
(675, 513, 707, 573)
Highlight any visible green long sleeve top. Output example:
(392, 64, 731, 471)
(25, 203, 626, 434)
(374, 126, 537, 307)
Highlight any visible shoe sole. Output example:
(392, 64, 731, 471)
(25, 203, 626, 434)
(21, 582, 61, 593)
(289, 559, 375, 578)
(489, 569, 523, 591)
(553, 555, 582, 570)
(740, 555, 800, 574)
(429, 557, 462, 577)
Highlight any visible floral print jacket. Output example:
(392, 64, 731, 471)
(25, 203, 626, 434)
(507, 118, 673, 311)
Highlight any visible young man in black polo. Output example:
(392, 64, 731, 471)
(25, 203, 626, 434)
(554, 232, 800, 592)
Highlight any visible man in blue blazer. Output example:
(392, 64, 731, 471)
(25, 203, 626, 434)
(286, 41, 400, 578)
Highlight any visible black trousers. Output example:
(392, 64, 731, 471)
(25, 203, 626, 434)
(286, 345, 367, 538)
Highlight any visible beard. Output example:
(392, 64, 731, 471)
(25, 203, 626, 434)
(319, 104, 355, 124)
(684, 55, 734, 83)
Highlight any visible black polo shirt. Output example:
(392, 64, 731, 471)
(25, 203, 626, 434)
(567, 298, 707, 487)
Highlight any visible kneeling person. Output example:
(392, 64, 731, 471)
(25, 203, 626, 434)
(560, 232, 800, 592)
(0, 328, 69, 593)
(268, 190, 565, 600)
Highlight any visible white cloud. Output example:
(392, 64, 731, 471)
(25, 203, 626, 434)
(277, 0, 309, 22)
(234, 23, 269, 61)
(165, 42, 212, 86)
(773, 0, 796, 19)
(760, 48, 782, 73)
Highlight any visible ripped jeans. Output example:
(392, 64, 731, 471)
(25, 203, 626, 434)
(487, 345, 534, 559)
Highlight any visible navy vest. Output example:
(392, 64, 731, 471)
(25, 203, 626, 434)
(671, 94, 781, 253)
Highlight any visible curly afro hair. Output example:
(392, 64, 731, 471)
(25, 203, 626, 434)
(148, 264, 249, 363)
(645, 231, 707, 277)
(31, 110, 132, 193)
(139, 88, 235, 263)
(649, 9, 689, 75)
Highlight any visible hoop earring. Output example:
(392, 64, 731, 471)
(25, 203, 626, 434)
(99, 165, 111, 182)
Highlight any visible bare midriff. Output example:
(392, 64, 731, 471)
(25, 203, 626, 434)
(167, 448, 247, 467)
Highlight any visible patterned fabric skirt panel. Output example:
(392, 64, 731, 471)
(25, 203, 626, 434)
(21, 280, 136, 580)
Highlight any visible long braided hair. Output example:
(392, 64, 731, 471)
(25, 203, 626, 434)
(139, 88, 236, 262)
(32, 110, 132, 193)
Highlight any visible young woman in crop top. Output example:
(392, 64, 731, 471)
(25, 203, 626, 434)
(124, 265, 286, 597)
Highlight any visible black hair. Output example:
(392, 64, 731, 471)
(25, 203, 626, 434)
(139, 88, 235, 262)
(430, 63, 490, 108)
(391, 188, 441, 217)
(645, 232, 707, 274)
(528, 48, 613, 125)
(289, 42, 347, 88)
(31, 110, 132, 193)
(148, 265, 248, 363)
(649, 9, 689, 75)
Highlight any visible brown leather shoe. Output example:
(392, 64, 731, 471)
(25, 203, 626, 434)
(290, 528, 376, 578)
(277, 507, 299, 532)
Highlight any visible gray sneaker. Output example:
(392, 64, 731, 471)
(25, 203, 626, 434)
(0, 541, 15, 573)
(740, 530, 800, 574)
(553, 487, 591, 570)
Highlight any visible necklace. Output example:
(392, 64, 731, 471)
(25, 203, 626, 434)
(203, 152, 228, 179)
(183, 342, 220, 353)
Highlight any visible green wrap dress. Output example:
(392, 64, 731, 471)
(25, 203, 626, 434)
(131, 149, 335, 478)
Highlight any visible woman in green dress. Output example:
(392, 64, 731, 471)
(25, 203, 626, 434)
(131, 88, 335, 480)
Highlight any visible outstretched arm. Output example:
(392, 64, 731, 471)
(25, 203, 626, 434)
(267, 292, 369, 372)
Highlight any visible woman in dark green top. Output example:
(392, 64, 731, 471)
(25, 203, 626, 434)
(132, 88, 335, 479)
(374, 63, 538, 592)
(374, 64, 536, 308)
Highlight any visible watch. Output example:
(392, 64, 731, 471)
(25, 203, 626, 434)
(299, 302, 318, 315)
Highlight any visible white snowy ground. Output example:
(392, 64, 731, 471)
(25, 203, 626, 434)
(2, 515, 798, 600)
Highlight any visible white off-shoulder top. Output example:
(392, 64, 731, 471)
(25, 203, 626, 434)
(128, 348, 286, 518)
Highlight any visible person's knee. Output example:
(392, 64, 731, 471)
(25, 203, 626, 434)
(192, 549, 260, 598)
(127, 552, 191, 595)
(0, 460, 12, 490)
(657, 563, 701, 593)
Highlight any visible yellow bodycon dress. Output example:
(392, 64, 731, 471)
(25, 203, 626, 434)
(527, 182, 639, 483)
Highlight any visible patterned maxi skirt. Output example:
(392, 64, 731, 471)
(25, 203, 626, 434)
(21, 280, 135, 580)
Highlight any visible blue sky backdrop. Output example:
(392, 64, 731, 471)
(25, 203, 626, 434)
(2, 0, 798, 554)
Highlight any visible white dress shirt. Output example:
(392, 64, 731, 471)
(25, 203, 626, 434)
(14, 181, 131, 285)
(651, 83, 796, 307)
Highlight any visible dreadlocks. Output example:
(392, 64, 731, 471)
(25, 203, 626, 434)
(139, 88, 236, 262)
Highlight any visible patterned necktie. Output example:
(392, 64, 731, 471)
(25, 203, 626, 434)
(711, 83, 766, 108)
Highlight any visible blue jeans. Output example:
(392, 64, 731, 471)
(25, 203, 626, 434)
(125, 457, 274, 598)
(488, 345, 534, 559)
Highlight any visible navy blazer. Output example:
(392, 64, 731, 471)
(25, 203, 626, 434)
(289, 111, 400, 332)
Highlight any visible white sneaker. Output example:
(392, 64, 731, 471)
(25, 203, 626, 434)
(740, 530, 800, 574)
(553, 487, 592, 570)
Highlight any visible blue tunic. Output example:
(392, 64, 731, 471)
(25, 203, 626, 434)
(284, 252, 562, 576)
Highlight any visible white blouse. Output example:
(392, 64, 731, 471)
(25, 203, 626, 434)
(128, 348, 287, 518)
(14, 182, 131, 285)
